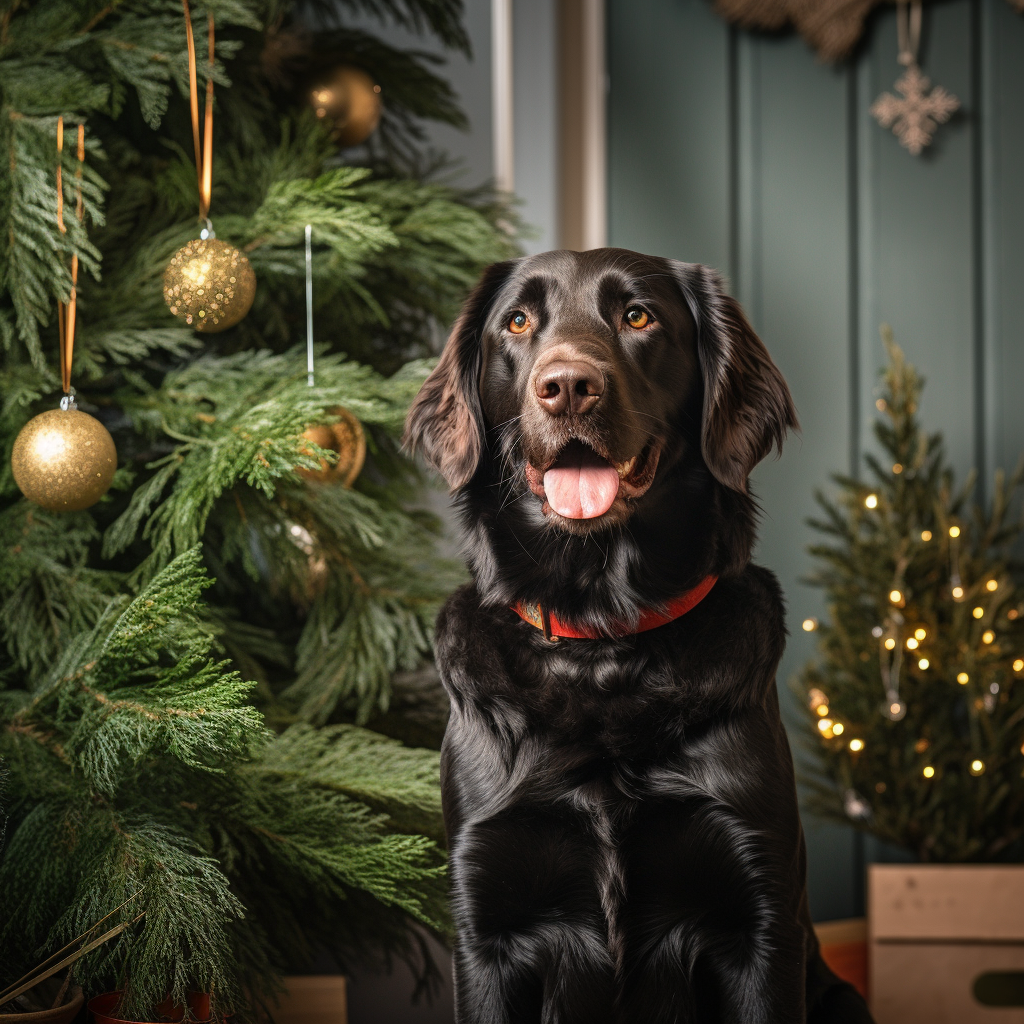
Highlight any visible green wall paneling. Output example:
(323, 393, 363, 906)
(607, 0, 1024, 920)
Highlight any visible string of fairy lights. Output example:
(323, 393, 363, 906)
(801, 451, 1024, 796)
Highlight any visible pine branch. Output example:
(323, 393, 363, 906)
(795, 333, 1024, 861)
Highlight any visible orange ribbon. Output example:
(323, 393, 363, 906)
(182, 0, 214, 221)
(56, 117, 84, 395)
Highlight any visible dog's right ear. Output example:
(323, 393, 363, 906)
(403, 260, 515, 490)
(671, 261, 798, 493)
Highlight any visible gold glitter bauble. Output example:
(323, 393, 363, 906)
(311, 67, 382, 147)
(12, 408, 117, 512)
(163, 238, 256, 333)
(297, 408, 366, 486)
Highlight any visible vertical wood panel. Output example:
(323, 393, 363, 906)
(988, 0, 1024, 484)
(735, 34, 763, 320)
(606, 0, 731, 269)
(856, 46, 879, 476)
(746, 30, 857, 923)
(862, 2, 976, 477)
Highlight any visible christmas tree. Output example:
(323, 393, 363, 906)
(0, 0, 513, 1014)
(1, 549, 448, 1016)
(798, 332, 1024, 863)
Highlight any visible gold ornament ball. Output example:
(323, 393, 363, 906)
(311, 67, 382, 147)
(297, 408, 366, 486)
(163, 238, 256, 333)
(12, 408, 117, 512)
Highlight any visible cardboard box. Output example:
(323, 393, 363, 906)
(869, 864, 1024, 1023)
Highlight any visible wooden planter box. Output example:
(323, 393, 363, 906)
(869, 864, 1024, 1023)
(275, 977, 347, 1024)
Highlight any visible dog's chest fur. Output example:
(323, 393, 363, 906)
(436, 566, 795, 967)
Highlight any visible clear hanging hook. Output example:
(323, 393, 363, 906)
(305, 223, 314, 386)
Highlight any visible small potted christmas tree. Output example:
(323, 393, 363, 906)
(797, 332, 1024, 1023)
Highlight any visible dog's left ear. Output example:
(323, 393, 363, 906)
(403, 260, 516, 490)
(672, 262, 799, 493)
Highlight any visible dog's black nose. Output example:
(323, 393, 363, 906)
(535, 361, 605, 417)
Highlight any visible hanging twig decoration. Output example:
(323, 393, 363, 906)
(714, 0, 1023, 64)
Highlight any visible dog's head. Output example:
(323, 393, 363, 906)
(404, 249, 797, 612)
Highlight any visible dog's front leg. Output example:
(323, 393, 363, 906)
(448, 805, 618, 1024)
(617, 794, 809, 1024)
(442, 704, 618, 1024)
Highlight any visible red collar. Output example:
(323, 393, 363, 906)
(512, 575, 717, 641)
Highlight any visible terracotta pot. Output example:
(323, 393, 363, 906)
(814, 918, 868, 999)
(0, 985, 84, 1024)
(89, 991, 210, 1024)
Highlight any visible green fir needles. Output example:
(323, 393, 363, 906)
(797, 332, 1024, 862)
(0, 0, 505, 1011)
(0, 550, 447, 1019)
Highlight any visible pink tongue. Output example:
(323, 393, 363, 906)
(543, 449, 620, 519)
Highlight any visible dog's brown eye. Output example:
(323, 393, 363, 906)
(625, 308, 650, 329)
(509, 312, 531, 334)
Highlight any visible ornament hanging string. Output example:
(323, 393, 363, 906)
(896, 0, 922, 66)
(305, 223, 315, 386)
(56, 117, 85, 398)
(182, 0, 215, 223)
(9, 115, 117, 513)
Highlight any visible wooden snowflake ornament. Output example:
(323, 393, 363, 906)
(872, 62, 959, 156)
(872, 0, 959, 156)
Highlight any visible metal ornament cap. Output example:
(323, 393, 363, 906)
(12, 407, 117, 511)
(163, 237, 256, 333)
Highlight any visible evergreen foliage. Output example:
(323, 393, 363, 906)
(0, 550, 447, 1017)
(0, 0, 511, 1012)
(0, 0, 514, 720)
(797, 333, 1024, 862)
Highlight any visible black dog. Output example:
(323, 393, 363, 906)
(405, 249, 874, 1023)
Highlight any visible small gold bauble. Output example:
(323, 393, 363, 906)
(163, 238, 256, 333)
(11, 407, 117, 511)
(297, 407, 366, 486)
(311, 67, 382, 147)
